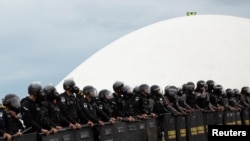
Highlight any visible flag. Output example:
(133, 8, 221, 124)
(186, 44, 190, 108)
(187, 12, 197, 16)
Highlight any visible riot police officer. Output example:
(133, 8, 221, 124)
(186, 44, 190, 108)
(195, 80, 215, 112)
(210, 84, 225, 111)
(43, 84, 77, 129)
(164, 86, 187, 115)
(134, 84, 156, 119)
(59, 78, 93, 127)
(79, 85, 114, 141)
(150, 85, 168, 115)
(97, 89, 115, 119)
(79, 85, 114, 124)
(111, 81, 127, 120)
(121, 85, 137, 121)
(240, 86, 250, 107)
(1, 94, 24, 138)
(21, 81, 57, 135)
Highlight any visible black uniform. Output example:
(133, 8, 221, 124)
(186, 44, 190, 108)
(21, 97, 55, 133)
(43, 100, 73, 127)
(97, 99, 115, 118)
(59, 92, 89, 124)
(79, 98, 110, 123)
(111, 93, 127, 118)
(1, 110, 24, 135)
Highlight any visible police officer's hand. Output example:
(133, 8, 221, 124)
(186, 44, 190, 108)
(98, 120, 104, 126)
(141, 114, 148, 119)
(55, 126, 63, 130)
(87, 120, 94, 127)
(69, 123, 77, 129)
(15, 130, 22, 136)
(3, 132, 12, 141)
(128, 116, 135, 122)
(109, 118, 115, 124)
(41, 129, 50, 135)
(50, 128, 58, 134)
(117, 117, 123, 121)
(75, 123, 82, 129)
(151, 113, 157, 118)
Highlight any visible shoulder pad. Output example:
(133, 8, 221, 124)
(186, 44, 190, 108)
(83, 103, 88, 108)
(61, 97, 66, 103)
(22, 106, 29, 111)
(135, 97, 140, 101)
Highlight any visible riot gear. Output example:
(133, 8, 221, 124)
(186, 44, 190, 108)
(83, 85, 98, 98)
(150, 85, 162, 96)
(63, 79, 79, 93)
(44, 84, 60, 101)
(2, 94, 21, 114)
(28, 81, 42, 96)
(98, 89, 112, 101)
(121, 85, 134, 98)
(241, 86, 250, 96)
(113, 81, 124, 93)
(206, 80, 215, 92)
(226, 88, 234, 98)
(165, 88, 178, 102)
(196, 80, 206, 90)
(139, 84, 150, 97)
(213, 84, 223, 95)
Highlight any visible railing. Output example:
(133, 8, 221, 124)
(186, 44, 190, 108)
(0, 108, 249, 141)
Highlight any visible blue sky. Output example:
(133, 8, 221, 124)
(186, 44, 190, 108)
(1, 0, 250, 99)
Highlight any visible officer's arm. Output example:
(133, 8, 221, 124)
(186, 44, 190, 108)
(57, 101, 77, 124)
(79, 103, 99, 123)
(96, 105, 110, 122)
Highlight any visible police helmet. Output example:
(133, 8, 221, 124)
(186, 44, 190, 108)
(133, 86, 140, 95)
(43, 84, 60, 101)
(233, 88, 241, 96)
(241, 86, 250, 95)
(165, 88, 178, 102)
(196, 80, 206, 88)
(28, 81, 42, 95)
(225, 88, 234, 97)
(98, 89, 112, 100)
(139, 84, 150, 95)
(2, 94, 21, 113)
(213, 84, 223, 94)
(83, 85, 97, 98)
(150, 85, 161, 95)
(112, 81, 124, 92)
(121, 85, 134, 97)
(63, 78, 76, 90)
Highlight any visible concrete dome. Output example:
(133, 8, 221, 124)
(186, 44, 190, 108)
(56, 14, 250, 92)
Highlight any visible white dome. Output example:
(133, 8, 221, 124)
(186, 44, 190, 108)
(56, 14, 250, 92)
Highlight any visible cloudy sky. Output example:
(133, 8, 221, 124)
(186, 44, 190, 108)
(0, 0, 250, 98)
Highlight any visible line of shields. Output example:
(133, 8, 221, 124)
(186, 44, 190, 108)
(0, 117, 158, 141)
(0, 107, 249, 141)
(162, 107, 250, 141)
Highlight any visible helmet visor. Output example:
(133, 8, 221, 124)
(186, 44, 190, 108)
(9, 96, 21, 109)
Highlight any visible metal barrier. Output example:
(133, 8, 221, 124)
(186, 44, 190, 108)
(99, 123, 115, 141)
(13, 133, 37, 141)
(146, 117, 158, 141)
(0, 109, 249, 141)
(241, 107, 250, 125)
(175, 115, 187, 141)
(186, 111, 206, 141)
(223, 111, 236, 125)
(235, 111, 242, 125)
